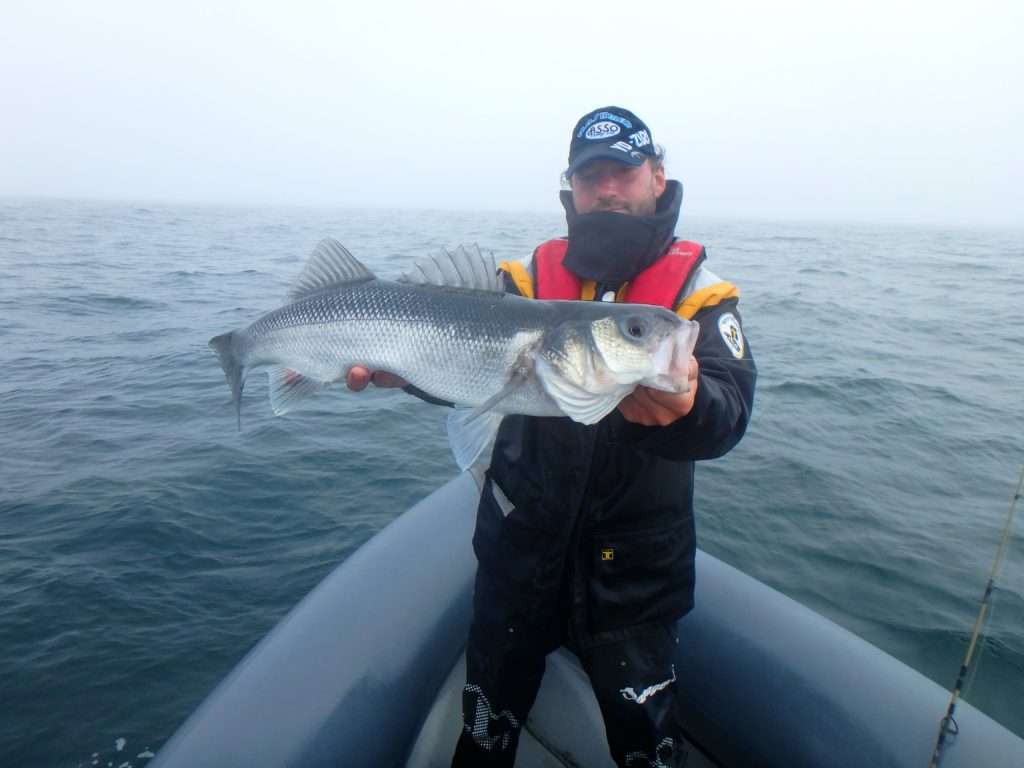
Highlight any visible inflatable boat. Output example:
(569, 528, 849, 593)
(150, 471, 1024, 767)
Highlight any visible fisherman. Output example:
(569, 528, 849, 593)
(348, 106, 756, 768)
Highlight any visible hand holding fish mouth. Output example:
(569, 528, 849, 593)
(346, 366, 407, 391)
(618, 355, 699, 427)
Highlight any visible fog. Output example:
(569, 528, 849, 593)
(2, 0, 1021, 226)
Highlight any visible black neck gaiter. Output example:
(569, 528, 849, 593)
(560, 180, 683, 286)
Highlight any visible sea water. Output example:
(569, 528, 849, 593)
(1, 199, 1021, 766)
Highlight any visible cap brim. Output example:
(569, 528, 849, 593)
(564, 144, 646, 178)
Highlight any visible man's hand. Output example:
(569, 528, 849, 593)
(618, 356, 699, 427)
(345, 366, 408, 391)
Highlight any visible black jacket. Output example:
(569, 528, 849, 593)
(472, 253, 756, 644)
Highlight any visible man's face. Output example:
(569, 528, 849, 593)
(570, 158, 667, 216)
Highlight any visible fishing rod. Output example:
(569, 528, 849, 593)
(928, 464, 1023, 767)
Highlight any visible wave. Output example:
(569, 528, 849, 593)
(4, 200, 1022, 764)
(766, 235, 820, 243)
(46, 293, 168, 315)
(762, 374, 965, 405)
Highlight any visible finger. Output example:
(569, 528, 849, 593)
(643, 387, 689, 410)
(346, 366, 371, 391)
(618, 388, 670, 426)
(617, 393, 648, 424)
(649, 386, 698, 421)
(633, 387, 682, 425)
(628, 386, 697, 426)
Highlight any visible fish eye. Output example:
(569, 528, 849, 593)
(621, 316, 650, 339)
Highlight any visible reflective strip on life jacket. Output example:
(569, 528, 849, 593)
(498, 260, 535, 298)
(675, 281, 741, 320)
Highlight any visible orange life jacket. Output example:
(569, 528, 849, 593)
(532, 239, 704, 309)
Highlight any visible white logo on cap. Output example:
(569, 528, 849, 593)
(610, 141, 632, 153)
(584, 121, 621, 140)
(629, 130, 651, 147)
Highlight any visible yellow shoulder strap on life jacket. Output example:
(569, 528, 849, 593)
(498, 260, 535, 299)
(676, 281, 741, 320)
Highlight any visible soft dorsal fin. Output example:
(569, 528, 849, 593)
(288, 238, 374, 301)
(399, 245, 501, 292)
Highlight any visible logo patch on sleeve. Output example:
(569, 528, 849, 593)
(717, 313, 744, 358)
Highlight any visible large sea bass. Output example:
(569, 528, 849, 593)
(210, 238, 699, 467)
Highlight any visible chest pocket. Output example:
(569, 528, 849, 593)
(586, 516, 696, 633)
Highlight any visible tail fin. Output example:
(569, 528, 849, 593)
(209, 332, 245, 430)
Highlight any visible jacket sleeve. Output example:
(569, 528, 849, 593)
(619, 300, 757, 461)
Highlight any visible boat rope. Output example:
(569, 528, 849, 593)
(928, 464, 1023, 767)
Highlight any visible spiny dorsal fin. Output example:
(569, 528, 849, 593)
(399, 244, 501, 292)
(288, 238, 374, 301)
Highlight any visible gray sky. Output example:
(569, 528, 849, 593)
(2, 0, 1021, 226)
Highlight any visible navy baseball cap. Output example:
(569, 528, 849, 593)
(565, 106, 657, 177)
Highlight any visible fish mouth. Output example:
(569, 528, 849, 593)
(644, 322, 699, 393)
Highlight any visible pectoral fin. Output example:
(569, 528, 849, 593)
(463, 367, 530, 424)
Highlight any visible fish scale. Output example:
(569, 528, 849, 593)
(245, 280, 546, 405)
